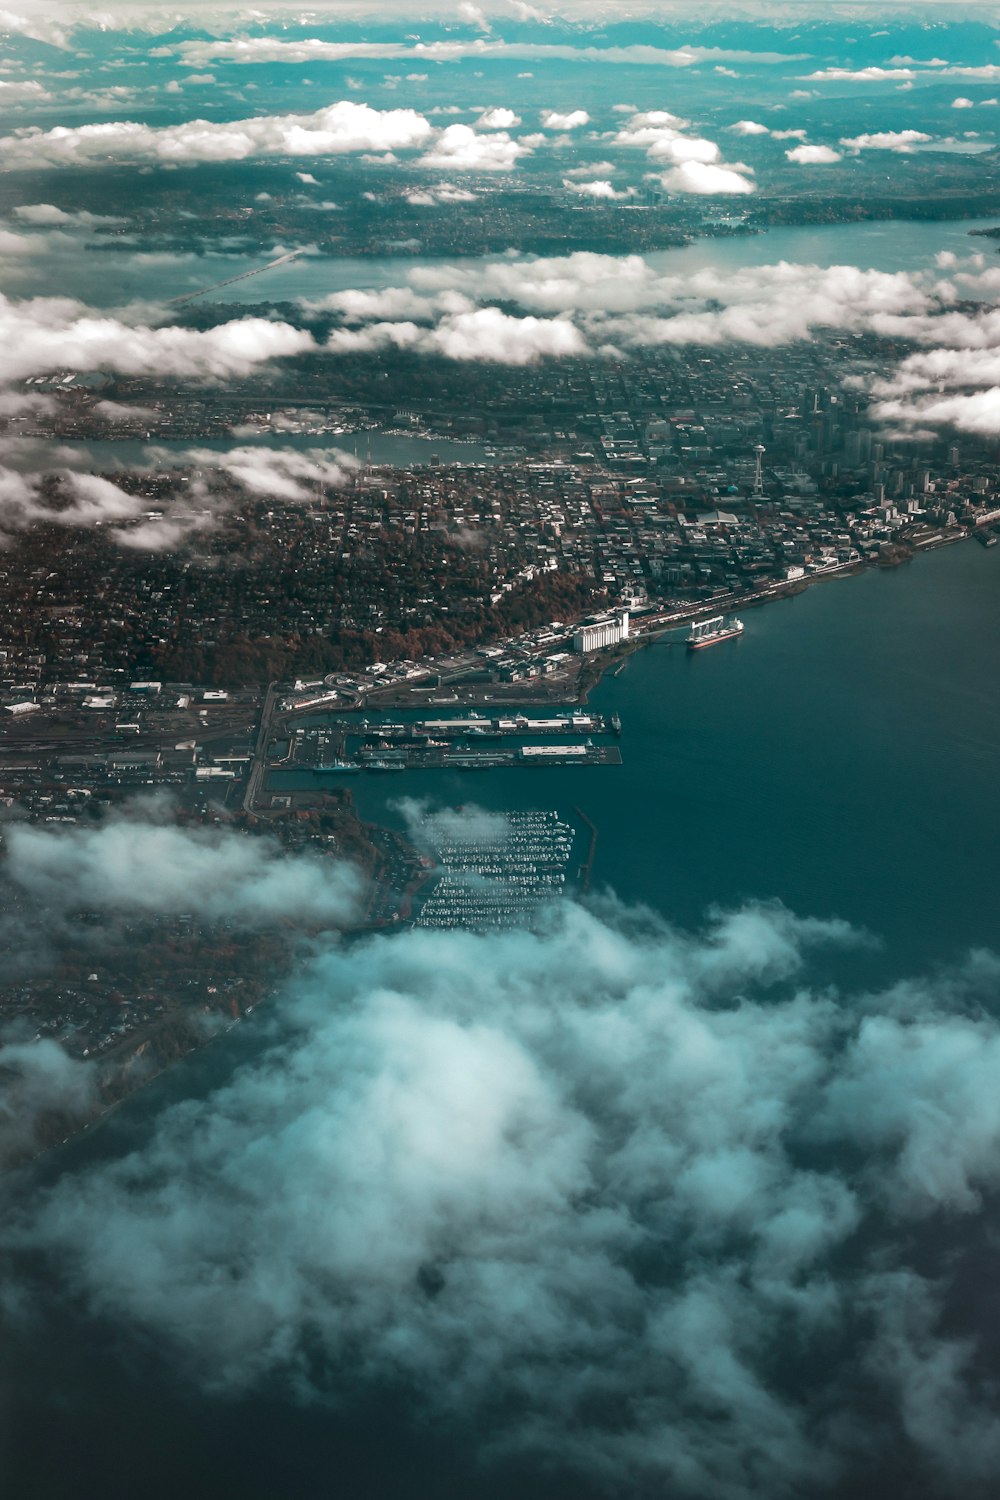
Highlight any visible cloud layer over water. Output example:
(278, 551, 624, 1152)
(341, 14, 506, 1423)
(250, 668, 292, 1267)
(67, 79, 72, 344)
(12, 895, 1000, 1496)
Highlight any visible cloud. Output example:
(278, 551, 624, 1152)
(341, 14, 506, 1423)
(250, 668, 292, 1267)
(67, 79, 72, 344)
(4, 802, 362, 928)
(0, 296, 314, 385)
(952, 96, 975, 109)
(418, 123, 530, 171)
(730, 119, 769, 135)
(658, 160, 755, 195)
(611, 109, 749, 188)
(0, 432, 357, 546)
(874, 388, 1000, 437)
(0, 100, 434, 169)
(785, 143, 842, 164)
(541, 108, 589, 130)
(327, 306, 588, 363)
(809, 63, 1000, 84)
(13, 894, 1000, 1495)
(807, 66, 916, 82)
(563, 178, 630, 200)
(840, 130, 933, 153)
(476, 106, 520, 129)
(162, 36, 806, 71)
(0, 1038, 98, 1169)
(175, 444, 358, 501)
(12, 203, 122, 227)
(317, 252, 947, 357)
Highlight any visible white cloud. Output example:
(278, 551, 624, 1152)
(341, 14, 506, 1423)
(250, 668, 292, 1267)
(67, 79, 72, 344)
(12, 203, 122, 227)
(541, 108, 589, 130)
(457, 0, 491, 31)
(476, 106, 520, 128)
(4, 802, 361, 928)
(808, 66, 915, 82)
(14, 894, 1000, 1495)
(162, 36, 807, 71)
(952, 96, 975, 109)
(327, 305, 588, 363)
(658, 160, 755, 195)
(0, 100, 434, 169)
(0, 296, 315, 384)
(176, 444, 358, 501)
(785, 143, 842, 164)
(730, 119, 769, 135)
(840, 130, 933, 152)
(418, 123, 529, 171)
(563, 178, 630, 199)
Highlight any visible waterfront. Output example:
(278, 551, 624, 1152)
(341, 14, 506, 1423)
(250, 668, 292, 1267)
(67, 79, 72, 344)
(10, 216, 998, 308)
(346, 536, 1000, 978)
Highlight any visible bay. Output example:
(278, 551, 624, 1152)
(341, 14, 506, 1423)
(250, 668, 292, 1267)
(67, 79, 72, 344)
(346, 536, 1000, 980)
(7, 216, 997, 308)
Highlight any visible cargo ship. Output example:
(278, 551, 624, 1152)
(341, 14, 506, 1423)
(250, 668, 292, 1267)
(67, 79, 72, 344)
(687, 615, 744, 650)
(315, 760, 360, 774)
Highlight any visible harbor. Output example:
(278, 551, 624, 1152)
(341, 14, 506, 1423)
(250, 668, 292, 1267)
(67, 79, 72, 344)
(283, 708, 624, 776)
(413, 810, 576, 929)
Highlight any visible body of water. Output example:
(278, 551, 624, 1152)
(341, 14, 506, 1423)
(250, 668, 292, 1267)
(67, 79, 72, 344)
(72, 431, 506, 470)
(6, 216, 996, 308)
(339, 536, 1000, 980)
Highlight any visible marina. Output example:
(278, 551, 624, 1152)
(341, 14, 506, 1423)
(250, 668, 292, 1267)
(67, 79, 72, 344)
(414, 810, 576, 929)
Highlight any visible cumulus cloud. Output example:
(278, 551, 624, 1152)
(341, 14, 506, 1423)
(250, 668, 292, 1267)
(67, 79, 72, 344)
(785, 143, 842, 163)
(476, 106, 520, 129)
(0, 100, 434, 170)
(658, 160, 755, 195)
(313, 252, 954, 358)
(327, 305, 588, 363)
(176, 444, 358, 501)
(840, 129, 933, 152)
(541, 108, 589, 130)
(12, 203, 122, 227)
(730, 119, 770, 135)
(0, 295, 314, 385)
(563, 177, 631, 199)
(612, 109, 750, 191)
(4, 802, 361, 929)
(13, 895, 1000, 1496)
(418, 122, 530, 171)
(0, 462, 186, 543)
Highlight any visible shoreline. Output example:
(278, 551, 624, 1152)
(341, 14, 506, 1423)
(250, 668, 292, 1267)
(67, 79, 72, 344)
(6, 526, 986, 1179)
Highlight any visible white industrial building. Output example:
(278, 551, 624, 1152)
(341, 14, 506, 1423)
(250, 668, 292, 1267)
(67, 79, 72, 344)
(572, 612, 630, 654)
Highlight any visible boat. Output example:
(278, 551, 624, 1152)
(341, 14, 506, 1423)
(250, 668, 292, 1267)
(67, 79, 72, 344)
(687, 615, 744, 651)
(315, 761, 360, 774)
(975, 528, 998, 548)
(610, 712, 622, 735)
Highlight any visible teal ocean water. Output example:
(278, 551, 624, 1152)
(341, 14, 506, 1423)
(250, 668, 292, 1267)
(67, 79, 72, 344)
(350, 538, 1000, 978)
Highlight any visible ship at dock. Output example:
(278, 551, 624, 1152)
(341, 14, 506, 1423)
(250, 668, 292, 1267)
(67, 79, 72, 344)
(315, 760, 361, 774)
(687, 615, 744, 651)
